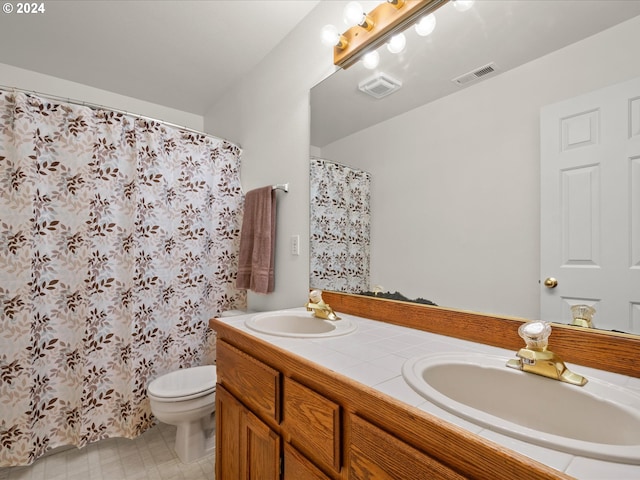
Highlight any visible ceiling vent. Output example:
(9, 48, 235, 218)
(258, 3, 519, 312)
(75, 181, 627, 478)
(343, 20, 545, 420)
(358, 73, 402, 99)
(452, 62, 499, 86)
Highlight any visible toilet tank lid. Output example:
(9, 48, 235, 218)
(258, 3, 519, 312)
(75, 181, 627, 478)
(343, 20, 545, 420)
(148, 365, 217, 398)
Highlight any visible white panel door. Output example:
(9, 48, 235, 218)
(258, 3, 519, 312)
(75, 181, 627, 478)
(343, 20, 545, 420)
(541, 76, 640, 333)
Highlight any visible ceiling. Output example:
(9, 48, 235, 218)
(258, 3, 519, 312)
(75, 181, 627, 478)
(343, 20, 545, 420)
(311, 0, 640, 147)
(0, 0, 320, 115)
(3, 0, 640, 130)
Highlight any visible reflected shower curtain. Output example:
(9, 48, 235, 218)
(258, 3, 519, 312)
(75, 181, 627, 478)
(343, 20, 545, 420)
(309, 157, 371, 292)
(0, 91, 245, 466)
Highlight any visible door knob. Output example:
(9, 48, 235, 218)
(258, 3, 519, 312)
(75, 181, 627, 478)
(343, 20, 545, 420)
(544, 277, 558, 288)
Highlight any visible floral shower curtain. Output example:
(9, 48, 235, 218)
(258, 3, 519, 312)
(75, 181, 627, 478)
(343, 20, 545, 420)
(0, 90, 246, 466)
(309, 157, 371, 293)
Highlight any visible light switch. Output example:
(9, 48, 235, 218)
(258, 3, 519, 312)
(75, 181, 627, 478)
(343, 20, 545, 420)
(290, 235, 300, 255)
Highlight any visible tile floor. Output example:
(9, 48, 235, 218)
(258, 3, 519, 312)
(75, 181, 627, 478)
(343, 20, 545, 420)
(0, 423, 215, 480)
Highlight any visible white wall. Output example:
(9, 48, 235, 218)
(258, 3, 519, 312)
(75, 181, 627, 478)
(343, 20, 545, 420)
(320, 15, 640, 319)
(205, 2, 343, 311)
(0, 63, 204, 131)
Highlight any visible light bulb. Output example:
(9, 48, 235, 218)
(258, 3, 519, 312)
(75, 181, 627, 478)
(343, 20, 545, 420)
(344, 1, 365, 26)
(321, 25, 340, 47)
(415, 14, 436, 36)
(386, 33, 406, 54)
(453, 0, 474, 12)
(362, 50, 380, 69)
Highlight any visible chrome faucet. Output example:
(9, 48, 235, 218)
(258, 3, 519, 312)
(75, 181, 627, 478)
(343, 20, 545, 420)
(506, 321, 587, 386)
(306, 289, 341, 321)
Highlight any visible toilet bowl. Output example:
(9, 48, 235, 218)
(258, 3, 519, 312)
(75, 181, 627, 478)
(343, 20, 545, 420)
(148, 365, 217, 463)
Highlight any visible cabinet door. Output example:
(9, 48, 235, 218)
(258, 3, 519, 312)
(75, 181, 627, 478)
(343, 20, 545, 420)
(283, 377, 341, 474)
(217, 386, 242, 479)
(347, 414, 466, 480)
(284, 442, 331, 480)
(216, 385, 281, 480)
(241, 407, 281, 480)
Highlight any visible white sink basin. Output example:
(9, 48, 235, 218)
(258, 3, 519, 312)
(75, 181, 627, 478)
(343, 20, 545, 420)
(245, 311, 357, 338)
(402, 352, 640, 464)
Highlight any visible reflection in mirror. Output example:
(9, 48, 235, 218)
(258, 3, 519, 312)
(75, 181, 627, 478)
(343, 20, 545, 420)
(309, 1, 640, 333)
(309, 157, 371, 292)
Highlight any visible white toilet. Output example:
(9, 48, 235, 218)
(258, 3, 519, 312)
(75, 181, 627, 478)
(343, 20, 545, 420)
(148, 365, 217, 463)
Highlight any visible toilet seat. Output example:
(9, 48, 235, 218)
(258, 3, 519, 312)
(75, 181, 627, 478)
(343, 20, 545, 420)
(148, 365, 217, 402)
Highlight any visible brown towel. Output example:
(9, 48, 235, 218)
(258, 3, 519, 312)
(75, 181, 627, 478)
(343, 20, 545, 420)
(236, 186, 276, 294)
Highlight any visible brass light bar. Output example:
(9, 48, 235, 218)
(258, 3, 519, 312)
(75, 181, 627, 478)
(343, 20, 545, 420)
(334, 0, 450, 69)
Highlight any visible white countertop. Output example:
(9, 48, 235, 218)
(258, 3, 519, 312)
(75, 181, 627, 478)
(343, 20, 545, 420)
(216, 307, 640, 480)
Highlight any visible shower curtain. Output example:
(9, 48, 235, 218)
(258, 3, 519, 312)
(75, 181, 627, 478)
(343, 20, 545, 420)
(309, 157, 371, 293)
(0, 90, 246, 466)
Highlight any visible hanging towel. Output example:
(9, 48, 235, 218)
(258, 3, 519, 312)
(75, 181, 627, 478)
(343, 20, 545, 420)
(236, 186, 277, 294)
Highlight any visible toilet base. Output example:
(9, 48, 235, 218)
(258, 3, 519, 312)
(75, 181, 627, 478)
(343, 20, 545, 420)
(174, 412, 216, 463)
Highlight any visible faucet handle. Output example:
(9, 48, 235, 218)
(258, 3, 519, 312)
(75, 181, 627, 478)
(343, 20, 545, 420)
(518, 321, 551, 351)
(309, 289, 324, 303)
(571, 304, 596, 328)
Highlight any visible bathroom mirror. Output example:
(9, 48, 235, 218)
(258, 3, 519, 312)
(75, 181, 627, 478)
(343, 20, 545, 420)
(309, 1, 640, 334)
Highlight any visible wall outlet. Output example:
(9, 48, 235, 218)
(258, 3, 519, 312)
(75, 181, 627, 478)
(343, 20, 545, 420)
(290, 235, 300, 255)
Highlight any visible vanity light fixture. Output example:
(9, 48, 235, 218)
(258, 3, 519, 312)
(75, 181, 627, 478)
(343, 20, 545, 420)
(324, 0, 450, 69)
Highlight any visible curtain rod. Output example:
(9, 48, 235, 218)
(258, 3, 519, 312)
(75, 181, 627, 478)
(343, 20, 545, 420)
(0, 84, 239, 147)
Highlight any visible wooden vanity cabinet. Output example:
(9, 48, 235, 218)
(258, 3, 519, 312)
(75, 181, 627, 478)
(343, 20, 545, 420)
(346, 414, 465, 480)
(212, 320, 571, 480)
(214, 338, 460, 480)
